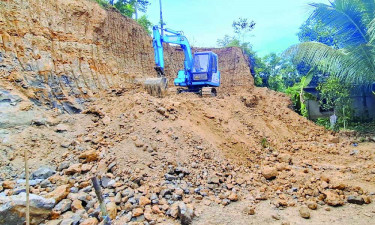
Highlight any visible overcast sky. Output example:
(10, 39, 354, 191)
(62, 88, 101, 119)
(144, 0, 330, 56)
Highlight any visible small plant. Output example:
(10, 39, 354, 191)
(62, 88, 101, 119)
(261, 138, 269, 149)
(315, 118, 333, 130)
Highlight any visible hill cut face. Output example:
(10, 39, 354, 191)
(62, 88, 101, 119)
(0, 0, 253, 112)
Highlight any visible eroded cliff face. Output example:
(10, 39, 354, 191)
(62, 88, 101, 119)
(0, 0, 253, 113)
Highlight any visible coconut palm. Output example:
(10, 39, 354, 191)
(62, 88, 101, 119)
(287, 0, 375, 86)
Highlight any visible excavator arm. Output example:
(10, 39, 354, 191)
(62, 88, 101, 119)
(152, 25, 193, 76)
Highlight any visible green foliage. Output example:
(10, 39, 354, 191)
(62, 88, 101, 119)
(97, 0, 150, 18)
(317, 77, 353, 129)
(137, 15, 152, 35)
(256, 53, 301, 91)
(254, 75, 263, 86)
(94, 0, 111, 8)
(286, 72, 315, 117)
(298, 18, 339, 48)
(115, 1, 135, 17)
(315, 118, 332, 130)
(287, 0, 375, 86)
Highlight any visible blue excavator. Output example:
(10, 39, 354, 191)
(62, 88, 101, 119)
(144, 0, 220, 97)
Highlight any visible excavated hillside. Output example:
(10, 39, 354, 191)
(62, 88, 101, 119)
(1, 1, 375, 225)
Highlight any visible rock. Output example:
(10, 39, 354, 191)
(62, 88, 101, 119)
(169, 202, 179, 218)
(363, 196, 372, 204)
(144, 206, 154, 221)
(2, 180, 15, 189)
(40, 179, 51, 188)
(132, 207, 144, 217)
(228, 192, 238, 201)
(31, 167, 56, 180)
(324, 191, 344, 206)
(330, 137, 340, 143)
(178, 202, 194, 225)
(134, 140, 144, 148)
(71, 199, 84, 212)
(81, 164, 93, 173)
(79, 150, 99, 162)
(102, 116, 111, 125)
(208, 176, 220, 184)
(306, 201, 317, 210)
(115, 192, 122, 204)
(330, 179, 346, 190)
(165, 174, 178, 181)
(46, 185, 70, 203)
(262, 167, 278, 180)
(152, 205, 162, 214)
(0, 193, 55, 225)
(299, 206, 310, 219)
(101, 176, 115, 188)
(156, 107, 167, 115)
(347, 196, 365, 205)
(106, 202, 117, 220)
(55, 124, 69, 133)
(80, 218, 99, 225)
(58, 162, 70, 171)
(65, 163, 82, 175)
(139, 196, 151, 206)
(54, 199, 72, 213)
(271, 213, 281, 220)
(242, 206, 255, 215)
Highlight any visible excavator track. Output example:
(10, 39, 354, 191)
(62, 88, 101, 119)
(200, 87, 217, 97)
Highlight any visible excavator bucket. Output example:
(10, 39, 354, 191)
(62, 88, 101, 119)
(144, 77, 168, 97)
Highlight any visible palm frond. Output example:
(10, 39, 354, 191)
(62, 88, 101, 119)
(285, 42, 375, 85)
(310, 0, 368, 47)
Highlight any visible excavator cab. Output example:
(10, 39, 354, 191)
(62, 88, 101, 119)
(174, 52, 220, 90)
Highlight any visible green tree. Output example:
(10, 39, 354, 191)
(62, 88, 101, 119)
(298, 18, 339, 48)
(232, 18, 256, 43)
(137, 15, 152, 35)
(286, 72, 315, 117)
(287, 0, 375, 86)
(317, 77, 353, 129)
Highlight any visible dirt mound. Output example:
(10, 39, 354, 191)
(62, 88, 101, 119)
(1, 86, 374, 224)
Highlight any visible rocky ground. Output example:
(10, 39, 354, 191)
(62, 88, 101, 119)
(1, 85, 374, 225)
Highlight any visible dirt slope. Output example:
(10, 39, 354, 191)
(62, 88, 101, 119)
(0, 0, 253, 114)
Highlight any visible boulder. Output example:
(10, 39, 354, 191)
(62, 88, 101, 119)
(46, 185, 70, 203)
(53, 199, 72, 213)
(347, 196, 364, 205)
(139, 196, 151, 206)
(299, 206, 310, 219)
(65, 163, 82, 175)
(0, 193, 55, 225)
(79, 150, 99, 162)
(262, 167, 278, 180)
(178, 202, 194, 225)
(106, 202, 117, 220)
(2, 180, 16, 189)
(31, 167, 56, 180)
(324, 191, 344, 206)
